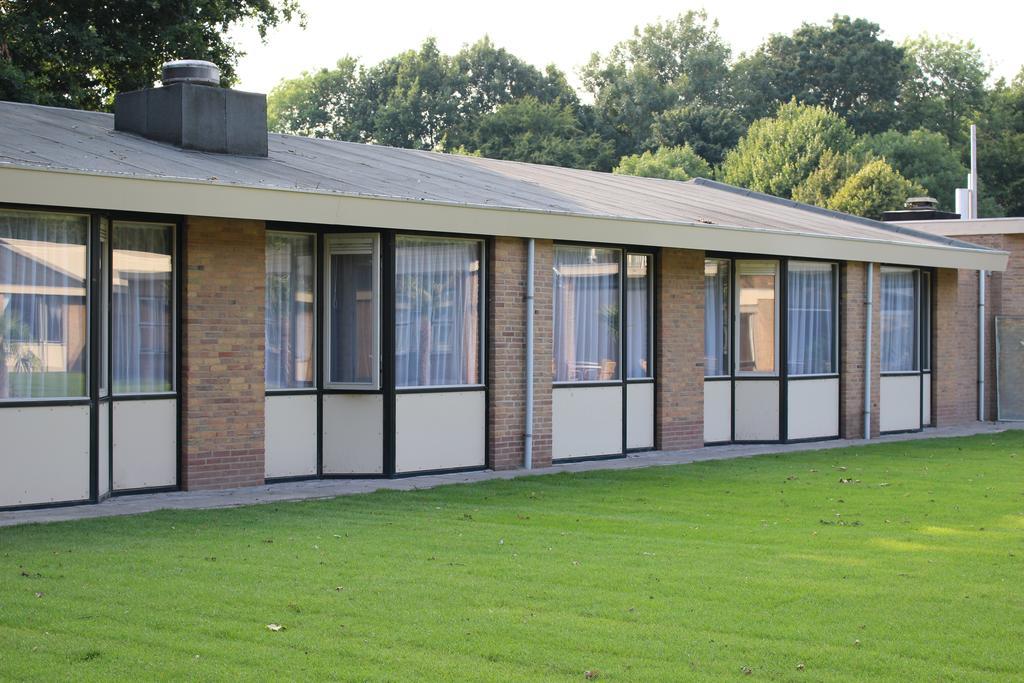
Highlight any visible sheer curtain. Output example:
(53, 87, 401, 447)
(395, 237, 481, 387)
(787, 262, 835, 375)
(553, 246, 620, 382)
(266, 233, 315, 389)
(112, 222, 173, 393)
(626, 254, 650, 379)
(704, 259, 729, 376)
(0, 210, 89, 399)
(881, 269, 916, 372)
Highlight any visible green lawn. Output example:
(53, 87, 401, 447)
(1, 432, 1022, 681)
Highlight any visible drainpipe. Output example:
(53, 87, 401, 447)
(864, 263, 874, 440)
(524, 239, 535, 469)
(979, 270, 986, 421)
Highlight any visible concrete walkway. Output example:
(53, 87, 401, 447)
(1, 423, 1015, 528)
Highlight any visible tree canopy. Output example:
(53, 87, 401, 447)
(613, 145, 712, 182)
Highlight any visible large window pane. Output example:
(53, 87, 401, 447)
(704, 259, 730, 376)
(329, 237, 376, 386)
(921, 271, 931, 371)
(881, 268, 918, 372)
(266, 232, 315, 389)
(787, 262, 835, 375)
(736, 261, 777, 374)
(0, 210, 89, 399)
(553, 246, 620, 382)
(626, 254, 651, 379)
(113, 222, 173, 394)
(395, 237, 481, 387)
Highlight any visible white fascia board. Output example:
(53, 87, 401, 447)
(0, 165, 1008, 272)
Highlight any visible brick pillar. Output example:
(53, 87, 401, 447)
(933, 267, 978, 427)
(487, 237, 552, 470)
(839, 261, 881, 438)
(181, 217, 266, 490)
(655, 248, 704, 450)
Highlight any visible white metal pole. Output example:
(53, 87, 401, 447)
(524, 238, 535, 469)
(970, 125, 979, 220)
(864, 263, 874, 440)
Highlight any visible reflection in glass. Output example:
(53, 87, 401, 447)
(737, 262, 776, 374)
(553, 246, 620, 382)
(266, 232, 315, 389)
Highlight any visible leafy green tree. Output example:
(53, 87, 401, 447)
(900, 35, 989, 144)
(466, 97, 614, 170)
(827, 159, 926, 219)
(582, 11, 731, 158)
(0, 0, 303, 111)
(791, 149, 865, 208)
(721, 101, 856, 198)
(648, 103, 745, 165)
(854, 129, 967, 211)
(613, 145, 712, 182)
(731, 16, 906, 133)
(267, 58, 364, 140)
(976, 69, 1024, 216)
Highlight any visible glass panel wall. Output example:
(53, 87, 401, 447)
(266, 232, 315, 389)
(395, 236, 481, 387)
(921, 271, 931, 371)
(0, 210, 89, 399)
(626, 254, 651, 379)
(112, 222, 174, 394)
(787, 262, 836, 376)
(736, 261, 777, 374)
(553, 246, 620, 382)
(880, 268, 918, 372)
(704, 258, 730, 377)
(327, 235, 378, 387)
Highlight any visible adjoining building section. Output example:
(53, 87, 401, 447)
(0, 62, 1009, 510)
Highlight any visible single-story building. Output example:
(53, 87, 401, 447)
(0, 61, 1010, 510)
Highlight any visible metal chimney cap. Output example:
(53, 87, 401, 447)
(161, 60, 220, 87)
(904, 196, 939, 209)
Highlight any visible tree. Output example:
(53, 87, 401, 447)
(721, 101, 856, 198)
(0, 0, 303, 111)
(827, 159, 926, 219)
(613, 145, 712, 182)
(581, 11, 732, 158)
(466, 97, 614, 170)
(900, 35, 989, 144)
(648, 103, 745, 165)
(854, 129, 967, 211)
(267, 58, 364, 140)
(791, 149, 864, 208)
(976, 69, 1024, 216)
(731, 16, 907, 133)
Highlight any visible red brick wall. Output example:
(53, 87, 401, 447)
(933, 267, 978, 426)
(839, 261, 881, 438)
(655, 248, 704, 450)
(486, 237, 552, 470)
(181, 217, 266, 490)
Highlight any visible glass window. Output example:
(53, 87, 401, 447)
(626, 254, 651, 379)
(881, 268, 918, 372)
(112, 222, 173, 394)
(0, 210, 89, 399)
(553, 245, 620, 382)
(736, 260, 778, 374)
(327, 235, 378, 387)
(100, 221, 109, 396)
(266, 232, 315, 389)
(704, 259, 730, 376)
(921, 271, 931, 371)
(787, 262, 836, 376)
(395, 236, 481, 387)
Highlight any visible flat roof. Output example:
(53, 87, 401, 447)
(0, 100, 1007, 271)
(891, 217, 1024, 238)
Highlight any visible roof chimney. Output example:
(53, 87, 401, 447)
(881, 196, 959, 222)
(114, 59, 268, 157)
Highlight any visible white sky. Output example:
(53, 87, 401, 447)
(230, 0, 1024, 95)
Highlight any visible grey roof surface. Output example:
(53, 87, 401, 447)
(0, 100, 985, 251)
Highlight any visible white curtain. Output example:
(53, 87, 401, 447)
(395, 237, 480, 387)
(266, 233, 315, 389)
(553, 246, 620, 382)
(0, 210, 89, 399)
(787, 262, 835, 375)
(704, 259, 729, 376)
(112, 223, 173, 393)
(626, 254, 650, 379)
(881, 269, 917, 372)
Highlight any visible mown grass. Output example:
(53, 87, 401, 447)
(1, 432, 1022, 681)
